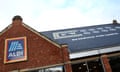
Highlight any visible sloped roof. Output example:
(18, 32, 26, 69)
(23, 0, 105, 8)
(41, 24, 120, 53)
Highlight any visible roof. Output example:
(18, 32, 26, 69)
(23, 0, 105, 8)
(41, 24, 120, 53)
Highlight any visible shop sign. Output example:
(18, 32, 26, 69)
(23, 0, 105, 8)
(4, 37, 27, 63)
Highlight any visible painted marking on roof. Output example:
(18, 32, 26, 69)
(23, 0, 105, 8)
(52, 26, 120, 39)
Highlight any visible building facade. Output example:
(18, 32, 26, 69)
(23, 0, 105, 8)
(0, 16, 120, 72)
(0, 16, 72, 72)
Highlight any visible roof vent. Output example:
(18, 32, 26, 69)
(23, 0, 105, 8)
(113, 20, 118, 24)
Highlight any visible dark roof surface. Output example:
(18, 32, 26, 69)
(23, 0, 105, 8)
(41, 24, 120, 53)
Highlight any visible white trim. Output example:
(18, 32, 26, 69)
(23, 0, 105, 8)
(9, 70, 19, 72)
(20, 63, 64, 72)
(0, 23, 61, 48)
(70, 46, 120, 59)
(22, 24, 61, 48)
(70, 50, 99, 59)
(0, 24, 12, 36)
(99, 46, 120, 53)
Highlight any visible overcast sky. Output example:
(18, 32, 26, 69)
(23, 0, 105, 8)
(0, 0, 120, 32)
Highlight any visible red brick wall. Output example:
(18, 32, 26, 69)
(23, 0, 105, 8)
(0, 23, 66, 72)
(101, 55, 112, 72)
(61, 45, 72, 72)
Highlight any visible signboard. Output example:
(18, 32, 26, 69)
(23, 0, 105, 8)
(4, 37, 27, 63)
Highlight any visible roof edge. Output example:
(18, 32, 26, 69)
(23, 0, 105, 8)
(0, 24, 12, 36)
(22, 23, 61, 48)
(61, 44, 68, 48)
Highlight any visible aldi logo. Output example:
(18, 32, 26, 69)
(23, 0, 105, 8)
(4, 37, 27, 63)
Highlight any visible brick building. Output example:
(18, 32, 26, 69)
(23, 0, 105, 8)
(0, 16, 120, 72)
(0, 16, 72, 72)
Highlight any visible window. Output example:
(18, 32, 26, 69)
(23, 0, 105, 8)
(27, 66, 64, 72)
(87, 59, 104, 72)
(109, 55, 120, 72)
(72, 59, 104, 72)
(72, 62, 88, 72)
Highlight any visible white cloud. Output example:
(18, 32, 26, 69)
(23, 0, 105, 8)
(30, 7, 98, 31)
(47, 0, 66, 7)
(0, 0, 120, 32)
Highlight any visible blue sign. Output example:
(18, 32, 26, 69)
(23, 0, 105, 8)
(4, 37, 27, 63)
